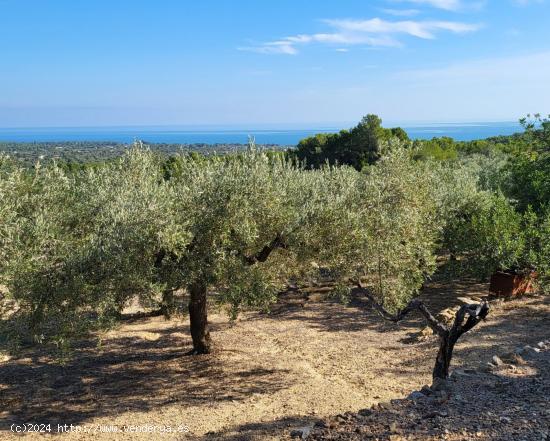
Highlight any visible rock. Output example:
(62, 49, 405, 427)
(485, 362, 496, 371)
(358, 408, 373, 417)
(408, 391, 428, 401)
(378, 400, 393, 410)
(336, 414, 347, 423)
(313, 420, 327, 429)
(290, 426, 312, 439)
(492, 355, 504, 366)
(423, 410, 448, 419)
(524, 345, 541, 353)
(389, 421, 399, 432)
(451, 369, 473, 378)
(499, 416, 511, 424)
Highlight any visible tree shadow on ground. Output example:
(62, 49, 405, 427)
(261, 279, 491, 336)
(0, 326, 291, 429)
(191, 415, 318, 441)
(192, 344, 550, 440)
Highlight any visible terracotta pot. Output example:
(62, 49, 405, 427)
(489, 271, 536, 297)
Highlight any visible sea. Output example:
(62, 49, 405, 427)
(0, 121, 523, 146)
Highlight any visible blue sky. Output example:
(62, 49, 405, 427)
(0, 0, 549, 127)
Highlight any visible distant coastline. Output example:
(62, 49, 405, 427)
(0, 121, 523, 145)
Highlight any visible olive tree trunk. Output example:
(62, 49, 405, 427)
(355, 281, 490, 382)
(188, 281, 212, 354)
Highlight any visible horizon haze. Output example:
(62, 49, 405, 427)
(1, 0, 549, 128)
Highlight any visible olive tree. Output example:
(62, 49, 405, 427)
(158, 148, 359, 354)
(314, 146, 491, 381)
(0, 158, 91, 346)
(1, 147, 176, 348)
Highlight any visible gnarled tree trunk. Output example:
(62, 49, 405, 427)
(430, 302, 490, 380)
(188, 281, 211, 354)
(355, 281, 490, 382)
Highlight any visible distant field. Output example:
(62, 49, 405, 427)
(0, 141, 288, 165)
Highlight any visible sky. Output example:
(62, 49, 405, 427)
(0, 0, 549, 127)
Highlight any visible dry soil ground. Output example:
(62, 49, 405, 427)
(0, 280, 549, 440)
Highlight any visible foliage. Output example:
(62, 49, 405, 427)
(292, 114, 410, 170)
(312, 145, 441, 311)
(2, 116, 550, 351)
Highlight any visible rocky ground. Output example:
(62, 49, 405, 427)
(0, 281, 548, 440)
(292, 341, 550, 441)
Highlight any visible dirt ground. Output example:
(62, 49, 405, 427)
(0, 281, 549, 440)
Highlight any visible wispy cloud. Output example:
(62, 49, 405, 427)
(393, 0, 463, 10)
(390, 0, 486, 11)
(239, 17, 481, 55)
(380, 8, 421, 16)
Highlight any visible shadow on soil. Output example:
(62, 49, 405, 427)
(1, 280, 547, 440)
(193, 340, 550, 440)
(0, 326, 291, 429)
(263, 279, 490, 336)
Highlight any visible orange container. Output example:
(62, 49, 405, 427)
(489, 271, 535, 297)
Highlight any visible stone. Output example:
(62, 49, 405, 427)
(424, 410, 448, 419)
(336, 414, 347, 423)
(451, 369, 472, 378)
(290, 426, 313, 439)
(408, 391, 428, 401)
(389, 421, 399, 432)
(500, 416, 511, 424)
(492, 355, 504, 366)
(378, 400, 393, 410)
(358, 408, 373, 417)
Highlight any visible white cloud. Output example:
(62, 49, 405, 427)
(390, 0, 487, 11)
(380, 8, 421, 16)
(395, 0, 463, 10)
(240, 17, 480, 55)
(325, 18, 480, 39)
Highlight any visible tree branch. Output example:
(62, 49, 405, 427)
(452, 301, 490, 337)
(241, 233, 288, 266)
(354, 280, 447, 337)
